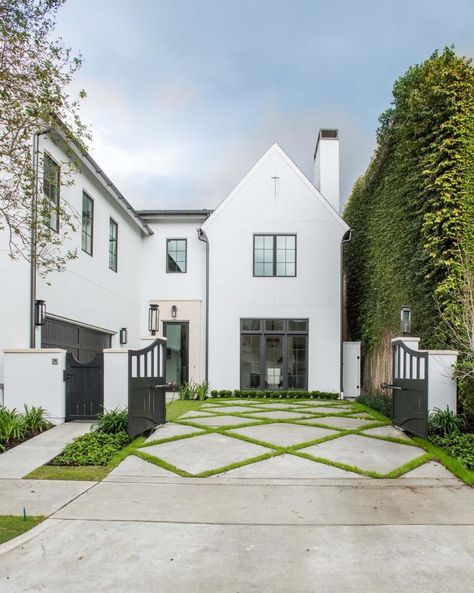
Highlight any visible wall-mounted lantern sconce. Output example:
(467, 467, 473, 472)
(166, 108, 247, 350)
(148, 304, 159, 336)
(171, 305, 177, 319)
(35, 300, 46, 326)
(119, 327, 128, 345)
(400, 305, 412, 336)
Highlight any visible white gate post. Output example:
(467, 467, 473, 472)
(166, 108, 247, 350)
(103, 349, 129, 410)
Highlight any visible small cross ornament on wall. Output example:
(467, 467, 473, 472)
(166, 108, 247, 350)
(271, 176, 280, 198)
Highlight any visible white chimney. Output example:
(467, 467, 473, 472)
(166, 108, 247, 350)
(313, 129, 340, 213)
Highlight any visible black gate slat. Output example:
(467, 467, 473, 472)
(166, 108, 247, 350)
(65, 352, 104, 421)
(128, 339, 166, 437)
(391, 340, 428, 438)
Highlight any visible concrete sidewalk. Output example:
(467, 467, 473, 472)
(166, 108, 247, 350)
(0, 421, 92, 478)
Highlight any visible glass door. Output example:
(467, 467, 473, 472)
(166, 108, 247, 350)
(264, 335, 284, 389)
(163, 322, 189, 385)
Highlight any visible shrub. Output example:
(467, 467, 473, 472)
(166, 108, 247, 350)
(430, 433, 474, 470)
(209, 390, 339, 400)
(457, 367, 474, 432)
(178, 382, 198, 400)
(52, 432, 130, 466)
(356, 393, 392, 418)
(428, 407, 464, 437)
(94, 407, 128, 434)
(196, 381, 209, 401)
(22, 405, 51, 435)
(0, 407, 26, 447)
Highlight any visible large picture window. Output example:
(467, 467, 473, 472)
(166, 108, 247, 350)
(43, 153, 60, 232)
(253, 234, 296, 277)
(167, 239, 187, 273)
(240, 318, 308, 390)
(81, 192, 94, 255)
(109, 218, 118, 272)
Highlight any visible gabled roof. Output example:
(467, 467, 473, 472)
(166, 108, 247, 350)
(200, 143, 349, 233)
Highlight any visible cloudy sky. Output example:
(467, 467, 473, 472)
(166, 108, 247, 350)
(55, 0, 474, 211)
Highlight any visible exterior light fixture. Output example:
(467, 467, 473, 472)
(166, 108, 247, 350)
(171, 305, 177, 319)
(148, 304, 159, 336)
(34, 300, 46, 326)
(119, 327, 128, 345)
(400, 305, 412, 336)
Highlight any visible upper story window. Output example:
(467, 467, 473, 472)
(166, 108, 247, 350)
(109, 218, 118, 272)
(253, 234, 296, 277)
(167, 239, 187, 273)
(43, 153, 60, 232)
(81, 191, 94, 255)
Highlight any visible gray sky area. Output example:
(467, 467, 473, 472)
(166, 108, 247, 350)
(56, 0, 474, 211)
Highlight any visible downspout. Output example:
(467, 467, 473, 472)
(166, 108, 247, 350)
(30, 129, 49, 348)
(340, 228, 353, 397)
(197, 228, 209, 382)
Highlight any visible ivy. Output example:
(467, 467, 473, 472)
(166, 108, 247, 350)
(344, 48, 474, 360)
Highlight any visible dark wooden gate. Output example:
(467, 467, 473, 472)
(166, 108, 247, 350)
(64, 352, 104, 420)
(390, 339, 428, 438)
(128, 338, 167, 437)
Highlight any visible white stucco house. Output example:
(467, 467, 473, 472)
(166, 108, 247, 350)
(0, 128, 353, 421)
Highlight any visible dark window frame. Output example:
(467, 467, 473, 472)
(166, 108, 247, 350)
(43, 151, 60, 233)
(109, 217, 118, 272)
(166, 238, 187, 273)
(81, 191, 94, 256)
(253, 233, 297, 277)
(240, 318, 309, 390)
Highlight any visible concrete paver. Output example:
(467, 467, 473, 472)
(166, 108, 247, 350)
(0, 422, 92, 478)
(199, 405, 257, 414)
(2, 520, 473, 593)
(215, 453, 363, 478)
(362, 425, 412, 440)
(246, 410, 312, 420)
(145, 422, 204, 442)
(303, 434, 426, 474)
(227, 422, 338, 446)
(0, 479, 95, 516)
(185, 414, 261, 428)
(298, 416, 380, 429)
(141, 433, 272, 474)
(106, 455, 176, 479)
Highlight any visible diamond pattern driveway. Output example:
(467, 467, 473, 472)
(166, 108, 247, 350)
(127, 398, 446, 480)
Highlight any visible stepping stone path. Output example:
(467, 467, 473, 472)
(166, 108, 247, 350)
(123, 398, 456, 480)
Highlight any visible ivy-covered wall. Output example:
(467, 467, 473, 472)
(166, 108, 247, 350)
(344, 48, 474, 392)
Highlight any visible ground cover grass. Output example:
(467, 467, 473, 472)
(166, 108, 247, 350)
(0, 515, 45, 545)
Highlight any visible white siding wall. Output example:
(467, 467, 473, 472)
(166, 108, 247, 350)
(140, 219, 207, 381)
(203, 146, 347, 392)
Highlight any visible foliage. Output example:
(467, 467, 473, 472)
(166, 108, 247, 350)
(456, 368, 474, 431)
(428, 407, 464, 437)
(0, 515, 45, 545)
(343, 48, 474, 384)
(0, 405, 51, 450)
(179, 381, 210, 400)
(0, 0, 89, 275)
(93, 407, 128, 434)
(26, 465, 109, 481)
(209, 390, 339, 399)
(356, 393, 392, 418)
(196, 381, 209, 401)
(166, 400, 203, 422)
(429, 433, 474, 470)
(22, 405, 50, 434)
(51, 432, 130, 466)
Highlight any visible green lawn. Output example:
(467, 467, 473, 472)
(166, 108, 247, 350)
(26, 465, 110, 481)
(0, 515, 44, 545)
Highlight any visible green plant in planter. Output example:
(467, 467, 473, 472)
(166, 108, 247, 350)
(93, 407, 128, 434)
(428, 407, 464, 437)
(196, 381, 209, 401)
(22, 405, 51, 434)
(0, 407, 26, 447)
(52, 432, 130, 466)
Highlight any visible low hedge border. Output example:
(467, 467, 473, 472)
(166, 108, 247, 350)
(209, 389, 339, 400)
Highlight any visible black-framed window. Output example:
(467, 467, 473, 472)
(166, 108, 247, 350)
(81, 191, 94, 255)
(43, 152, 60, 232)
(167, 239, 187, 273)
(240, 318, 308, 390)
(253, 234, 296, 277)
(109, 218, 118, 272)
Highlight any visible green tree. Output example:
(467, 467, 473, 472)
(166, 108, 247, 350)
(0, 0, 89, 274)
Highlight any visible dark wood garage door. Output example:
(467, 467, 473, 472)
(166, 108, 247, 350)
(42, 318, 111, 363)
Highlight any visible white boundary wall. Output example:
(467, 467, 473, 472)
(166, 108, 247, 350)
(3, 349, 67, 424)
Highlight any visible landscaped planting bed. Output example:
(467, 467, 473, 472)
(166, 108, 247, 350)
(0, 405, 51, 452)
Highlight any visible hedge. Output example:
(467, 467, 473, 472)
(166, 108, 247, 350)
(343, 48, 474, 379)
(209, 390, 339, 400)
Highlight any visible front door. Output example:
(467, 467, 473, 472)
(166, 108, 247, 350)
(163, 322, 189, 385)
